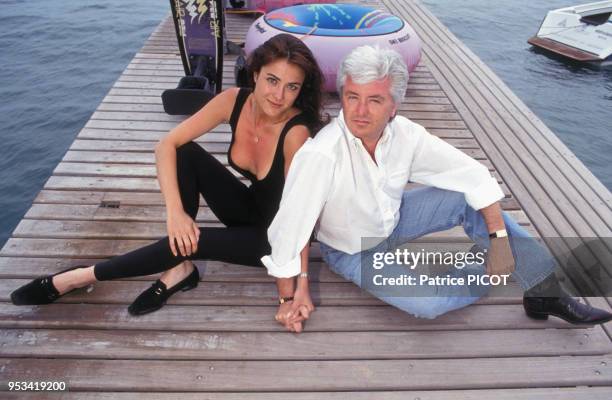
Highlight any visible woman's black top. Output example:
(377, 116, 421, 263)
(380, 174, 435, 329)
(228, 88, 310, 228)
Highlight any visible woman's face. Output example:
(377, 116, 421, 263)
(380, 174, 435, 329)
(253, 58, 305, 119)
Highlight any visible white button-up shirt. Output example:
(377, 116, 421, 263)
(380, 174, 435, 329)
(261, 110, 504, 278)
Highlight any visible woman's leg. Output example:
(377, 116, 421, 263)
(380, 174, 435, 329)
(54, 142, 256, 292)
(93, 225, 269, 282)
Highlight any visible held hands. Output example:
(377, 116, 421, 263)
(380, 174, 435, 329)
(486, 236, 515, 276)
(166, 209, 200, 257)
(275, 286, 315, 333)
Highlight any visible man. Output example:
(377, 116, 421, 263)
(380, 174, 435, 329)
(261, 45, 611, 332)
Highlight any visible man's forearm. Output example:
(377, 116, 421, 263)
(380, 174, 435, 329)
(479, 202, 505, 233)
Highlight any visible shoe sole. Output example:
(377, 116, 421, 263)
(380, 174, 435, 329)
(525, 308, 612, 325)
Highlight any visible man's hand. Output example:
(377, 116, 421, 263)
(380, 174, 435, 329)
(292, 286, 315, 320)
(166, 209, 200, 257)
(486, 236, 515, 276)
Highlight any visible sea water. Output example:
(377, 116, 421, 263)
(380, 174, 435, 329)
(0, 0, 167, 247)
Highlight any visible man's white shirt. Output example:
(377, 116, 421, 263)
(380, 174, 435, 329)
(261, 110, 504, 278)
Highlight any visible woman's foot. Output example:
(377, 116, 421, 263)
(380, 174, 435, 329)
(128, 261, 199, 316)
(159, 260, 196, 289)
(52, 266, 96, 295)
(11, 265, 95, 305)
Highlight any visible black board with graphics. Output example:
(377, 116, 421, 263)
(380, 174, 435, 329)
(162, 0, 225, 115)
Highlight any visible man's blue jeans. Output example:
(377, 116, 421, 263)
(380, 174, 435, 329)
(319, 187, 557, 319)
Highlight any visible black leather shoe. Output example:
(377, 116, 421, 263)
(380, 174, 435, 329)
(128, 266, 199, 316)
(524, 296, 612, 325)
(10, 265, 90, 305)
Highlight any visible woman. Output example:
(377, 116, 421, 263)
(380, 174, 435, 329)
(11, 34, 324, 324)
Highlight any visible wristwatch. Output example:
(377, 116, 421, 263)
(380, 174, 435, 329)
(278, 296, 294, 304)
(489, 229, 508, 239)
(298, 272, 309, 279)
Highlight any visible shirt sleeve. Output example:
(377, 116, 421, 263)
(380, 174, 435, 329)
(408, 124, 504, 210)
(261, 144, 335, 278)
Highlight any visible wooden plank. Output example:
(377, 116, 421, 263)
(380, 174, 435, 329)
(0, 303, 581, 331)
(78, 128, 232, 142)
(10, 388, 612, 400)
(0, 327, 607, 360)
(70, 139, 228, 153)
(23, 204, 213, 223)
(1, 355, 610, 391)
(53, 162, 246, 180)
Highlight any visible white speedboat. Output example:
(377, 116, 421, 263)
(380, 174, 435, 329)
(528, 1, 612, 64)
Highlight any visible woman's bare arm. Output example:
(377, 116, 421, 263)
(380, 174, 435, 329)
(156, 88, 238, 256)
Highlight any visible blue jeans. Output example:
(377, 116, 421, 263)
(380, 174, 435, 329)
(319, 187, 557, 319)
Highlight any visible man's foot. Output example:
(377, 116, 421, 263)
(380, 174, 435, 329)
(128, 262, 199, 316)
(523, 296, 612, 325)
(11, 265, 92, 305)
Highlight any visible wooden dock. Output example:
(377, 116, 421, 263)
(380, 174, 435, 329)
(1, 0, 611, 397)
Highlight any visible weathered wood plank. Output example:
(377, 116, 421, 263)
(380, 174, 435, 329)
(0, 303, 580, 331)
(0, 327, 607, 360)
(22, 204, 214, 223)
(1, 355, 610, 391)
(10, 388, 612, 400)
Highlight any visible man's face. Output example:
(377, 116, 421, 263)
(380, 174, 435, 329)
(341, 76, 397, 142)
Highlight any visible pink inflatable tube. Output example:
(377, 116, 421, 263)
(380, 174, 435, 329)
(245, 4, 422, 92)
(227, 0, 336, 13)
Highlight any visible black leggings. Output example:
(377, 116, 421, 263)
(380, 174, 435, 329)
(93, 142, 270, 281)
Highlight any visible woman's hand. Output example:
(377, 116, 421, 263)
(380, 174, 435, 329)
(166, 209, 200, 257)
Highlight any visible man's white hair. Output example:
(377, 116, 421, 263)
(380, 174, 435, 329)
(336, 45, 409, 104)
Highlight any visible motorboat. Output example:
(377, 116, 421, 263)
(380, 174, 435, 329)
(528, 1, 612, 64)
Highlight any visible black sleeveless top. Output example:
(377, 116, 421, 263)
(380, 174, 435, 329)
(228, 88, 310, 228)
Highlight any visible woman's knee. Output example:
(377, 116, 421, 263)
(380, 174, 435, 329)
(176, 141, 202, 163)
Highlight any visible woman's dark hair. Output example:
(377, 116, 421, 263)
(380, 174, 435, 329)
(246, 33, 328, 134)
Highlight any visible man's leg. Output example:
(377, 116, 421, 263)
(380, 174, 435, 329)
(320, 187, 556, 319)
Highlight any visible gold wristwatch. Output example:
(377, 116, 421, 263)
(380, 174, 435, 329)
(278, 296, 294, 304)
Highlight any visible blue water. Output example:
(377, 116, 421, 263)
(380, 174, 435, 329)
(0, 0, 168, 248)
(0, 1, 610, 250)
(422, 0, 611, 191)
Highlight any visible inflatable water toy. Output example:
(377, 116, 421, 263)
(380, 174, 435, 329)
(226, 0, 336, 14)
(244, 4, 422, 91)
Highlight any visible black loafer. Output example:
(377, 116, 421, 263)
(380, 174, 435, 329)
(524, 296, 612, 325)
(128, 266, 199, 316)
(10, 265, 90, 305)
